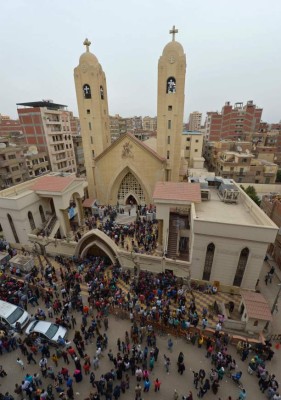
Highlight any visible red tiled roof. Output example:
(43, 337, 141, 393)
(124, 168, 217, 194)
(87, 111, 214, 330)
(31, 175, 76, 192)
(241, 290, 272, 321)
(153, 182, 201, 203)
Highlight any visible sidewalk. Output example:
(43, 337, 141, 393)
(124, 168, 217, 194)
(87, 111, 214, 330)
(258, 255, 281, 335)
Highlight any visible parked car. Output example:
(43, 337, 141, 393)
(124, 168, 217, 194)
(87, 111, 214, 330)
(0, 299, 30, 330)
(25, 320, 68, 346)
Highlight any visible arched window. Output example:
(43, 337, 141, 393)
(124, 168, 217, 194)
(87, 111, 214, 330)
(117, 172, 145, 204)
(83, 84, 91, 99)
(233, 247, 249, 286)
(100, 85, 104, 100)
(39, 205, 45, 223)
(28, 211, 36, 230)
(167, 77, 176, 93)
(202, 243, 215, 281)
(7, 214, 19, 243)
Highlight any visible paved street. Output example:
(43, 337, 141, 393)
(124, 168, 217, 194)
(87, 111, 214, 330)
(0, 305, 280, 399)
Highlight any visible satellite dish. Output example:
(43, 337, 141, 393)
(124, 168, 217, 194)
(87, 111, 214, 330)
(0, 143, 6, 148)
(245, 149, 250, 154)
(236, 146, 242, 153)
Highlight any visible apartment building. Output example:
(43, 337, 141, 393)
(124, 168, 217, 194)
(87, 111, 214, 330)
(142, 116, 157, 131)
(181, 130, 204, 167)
(0, 114, 22, 136)
(17, 101, 77, 174)
(205, 101, 262, 141)
(0, 138, 28, 188)
(188, 111, 202, 131)
(73, 135, 86, 176)
(215, 150, 277, 183)
(24, 147, 50, 178)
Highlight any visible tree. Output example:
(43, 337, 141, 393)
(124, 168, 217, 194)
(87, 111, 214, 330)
(241, 185, 261, 206)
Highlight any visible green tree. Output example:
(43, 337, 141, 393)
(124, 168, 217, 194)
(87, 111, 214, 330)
(241, 185, 261, 206)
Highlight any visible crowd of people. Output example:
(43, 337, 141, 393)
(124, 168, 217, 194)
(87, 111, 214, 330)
(0, 245, 279, 400)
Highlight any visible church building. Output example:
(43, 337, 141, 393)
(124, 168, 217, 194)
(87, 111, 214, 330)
(74, 27, 187, 205)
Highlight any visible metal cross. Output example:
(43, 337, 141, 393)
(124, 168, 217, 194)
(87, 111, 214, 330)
(169, 25, 178, 41)
(83, 38, 91, 52)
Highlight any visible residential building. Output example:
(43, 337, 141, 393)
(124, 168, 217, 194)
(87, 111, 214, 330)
(181, 130, 204, 168)
(0, 114, 22, 137)
(205, 101, 263, 141)
(73, 135, 86, 176)
(24, 146, 50, 178)
(0, 138, 29, 188)
(188, 111, 202, 131)
(17, 101, 77, 174)
(142, 116, 157, 131)
(214, 150, 277, 183)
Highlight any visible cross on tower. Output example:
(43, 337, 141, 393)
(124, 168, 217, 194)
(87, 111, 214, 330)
(169, 25, 178, 41)
(83, 38, 91, 52)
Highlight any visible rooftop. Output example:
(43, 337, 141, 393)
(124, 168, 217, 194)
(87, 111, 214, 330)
(241, 290, 272, 321)
(153, 182, 201, 203)
(17, 101, 67, 110)
(195, 187, 262, 225)
(31, 175, 76, 192)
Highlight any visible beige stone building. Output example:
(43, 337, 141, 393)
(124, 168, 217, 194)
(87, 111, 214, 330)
(181, 130, 204, 168)
(142, 116, 157, 131)
(188, 111, 202, 131)
(74, 29, 187, 204)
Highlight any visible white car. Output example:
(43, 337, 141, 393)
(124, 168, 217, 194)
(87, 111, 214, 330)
(25, 320, 68, 346)
(0, 300, 30, 330)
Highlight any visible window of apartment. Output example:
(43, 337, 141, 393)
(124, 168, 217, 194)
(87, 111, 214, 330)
(8, 154, 16, 160)
(66, 144, 68, 149)
(90, 136, 93, 145)
(168, 105, 172, 111)
(256, 171, 261, 176)
(195, 140, 199, 143)
(87, 109, 90, 114)
(92, 150, 95, 158)
(167, 151, 170, 160)
(167, 136, 170, 145)
(230, 167, 234, 171)
(242, 158, 248, 162)
(168, 120, 171, 129)
(195, 149, 198, 152)
(186, 146, 190, 150)
(186, 138, 190, 141)
(89, 122, 92, 130)
(11, 166, 19, 171)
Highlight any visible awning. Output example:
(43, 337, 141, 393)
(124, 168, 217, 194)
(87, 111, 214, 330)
(82, 197, 96, 208)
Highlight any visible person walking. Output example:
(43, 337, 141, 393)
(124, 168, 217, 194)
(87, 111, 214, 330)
(27, 352, 36, 364)
(16, 357, 24, 370)
(135, 383, 142, 400)
(167, 337, 173, 352)
(143, 377, 151, 392)
(154, 378, 161, 392)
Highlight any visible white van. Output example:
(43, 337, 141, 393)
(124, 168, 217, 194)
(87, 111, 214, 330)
(0, 300, 30, 330)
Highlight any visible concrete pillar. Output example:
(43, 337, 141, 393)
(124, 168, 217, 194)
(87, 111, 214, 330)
(60, 209, 72, 238)
(76, 197, 85, 226)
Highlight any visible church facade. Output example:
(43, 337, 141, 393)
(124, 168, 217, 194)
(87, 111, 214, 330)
(74, 28, 187, 205)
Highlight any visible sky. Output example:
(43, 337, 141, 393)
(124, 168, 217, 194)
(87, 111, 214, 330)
(1, 0, 281, 123)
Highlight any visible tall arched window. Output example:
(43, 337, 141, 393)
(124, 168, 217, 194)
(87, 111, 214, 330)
(233, 247, 249, 286)
(28, 211, 36, 230)
(39, 205, 45, 223)
(117, 172, 145, 204)
(167, 77, 176, 93)
(203, 243, 215, 281)
(83, 84, 91, 99)
(7, 214, 19, 243)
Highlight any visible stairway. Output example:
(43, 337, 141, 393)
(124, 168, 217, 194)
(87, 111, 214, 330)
(49, 218, 60, 238)
(167, 213, 179, 259)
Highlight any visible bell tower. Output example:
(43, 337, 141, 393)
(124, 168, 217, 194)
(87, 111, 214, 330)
(74, 38, 110, 196)
(157, 26, 186, 181)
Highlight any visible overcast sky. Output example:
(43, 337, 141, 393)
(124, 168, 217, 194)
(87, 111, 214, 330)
(1, 0, 281, 123)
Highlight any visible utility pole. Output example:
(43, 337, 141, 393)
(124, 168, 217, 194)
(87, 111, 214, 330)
(265, 283, 281, 331)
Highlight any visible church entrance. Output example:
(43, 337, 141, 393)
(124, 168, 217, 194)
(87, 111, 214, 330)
(117, 172, 145, 205)
(125, 194, 137, 205)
